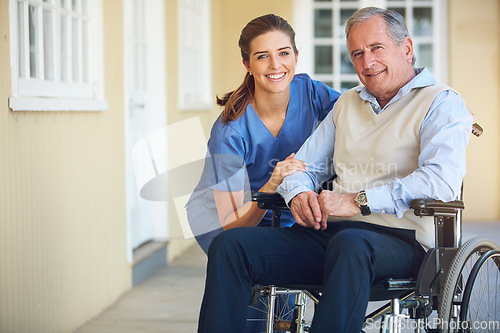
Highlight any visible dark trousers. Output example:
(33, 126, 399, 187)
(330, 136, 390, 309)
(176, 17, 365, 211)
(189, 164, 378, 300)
(198, 221, 425, 333)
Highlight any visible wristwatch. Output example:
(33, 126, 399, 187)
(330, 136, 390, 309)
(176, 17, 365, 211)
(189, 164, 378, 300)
(354, 190, 371, 216)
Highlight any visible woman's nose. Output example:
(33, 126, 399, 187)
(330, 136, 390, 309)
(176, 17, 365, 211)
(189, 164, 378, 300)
(269, 55, 280, 69)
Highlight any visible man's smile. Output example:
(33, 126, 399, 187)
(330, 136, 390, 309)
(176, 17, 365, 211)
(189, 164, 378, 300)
(365, 68, 386, 77)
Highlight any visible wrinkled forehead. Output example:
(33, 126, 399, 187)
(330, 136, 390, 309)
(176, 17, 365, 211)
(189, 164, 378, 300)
(347, 16, 391, 50)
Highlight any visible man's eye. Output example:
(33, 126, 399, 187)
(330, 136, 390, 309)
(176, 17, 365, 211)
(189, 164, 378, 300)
(280, 51, 290, 56)
(353, 52, 362, 58)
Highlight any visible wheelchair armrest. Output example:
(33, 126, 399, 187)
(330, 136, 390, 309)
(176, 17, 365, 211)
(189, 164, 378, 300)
(410, 198, 464, 217)
(250, 192, 289, 211)
(250, 194, 465, 216)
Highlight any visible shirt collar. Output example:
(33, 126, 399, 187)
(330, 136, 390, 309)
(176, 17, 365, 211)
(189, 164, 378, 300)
(355, 67, 436, 113)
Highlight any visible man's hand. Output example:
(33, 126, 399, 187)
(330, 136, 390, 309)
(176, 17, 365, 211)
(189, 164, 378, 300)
(290, 191, 323, 230)
(318, 191, 360, 224)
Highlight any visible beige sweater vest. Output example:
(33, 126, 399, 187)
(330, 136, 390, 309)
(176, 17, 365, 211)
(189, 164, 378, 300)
(329, 84, 450, 249)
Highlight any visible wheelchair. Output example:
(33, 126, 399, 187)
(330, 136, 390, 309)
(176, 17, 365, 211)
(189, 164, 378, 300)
(249, 123, 500, 333)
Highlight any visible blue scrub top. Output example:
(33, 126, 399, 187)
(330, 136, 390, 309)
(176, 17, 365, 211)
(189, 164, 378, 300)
(193, 73, 340, 228)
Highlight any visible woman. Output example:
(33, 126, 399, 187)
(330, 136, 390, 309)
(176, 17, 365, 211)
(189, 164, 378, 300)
(187, 13, 340, 332)
(187, 14, 340, 252)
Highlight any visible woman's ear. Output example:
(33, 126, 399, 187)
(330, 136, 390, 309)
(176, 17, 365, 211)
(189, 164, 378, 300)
(242, 59, 251, 73)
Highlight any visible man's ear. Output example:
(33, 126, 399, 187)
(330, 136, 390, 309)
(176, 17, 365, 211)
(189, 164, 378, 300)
(403, 36, 414, 63)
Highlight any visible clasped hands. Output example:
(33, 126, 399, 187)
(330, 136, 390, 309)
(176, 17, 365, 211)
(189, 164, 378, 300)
(290, 190, 361, 230)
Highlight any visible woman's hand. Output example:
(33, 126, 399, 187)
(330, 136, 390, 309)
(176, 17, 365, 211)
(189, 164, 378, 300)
(261, 153, 307, 193)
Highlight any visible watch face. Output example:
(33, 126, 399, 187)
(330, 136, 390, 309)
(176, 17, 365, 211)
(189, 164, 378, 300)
(356, 192, 368, 205)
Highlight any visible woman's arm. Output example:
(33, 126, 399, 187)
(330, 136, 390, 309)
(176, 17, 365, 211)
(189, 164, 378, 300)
(214, 190, 265, 230)
(214, 153, 307, 230)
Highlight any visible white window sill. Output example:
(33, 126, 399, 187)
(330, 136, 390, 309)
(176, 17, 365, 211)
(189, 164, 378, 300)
(9, 96, 108, 112)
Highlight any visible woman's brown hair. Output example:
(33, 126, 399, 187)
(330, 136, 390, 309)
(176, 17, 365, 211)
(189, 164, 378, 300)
(217, 14, 298, 124)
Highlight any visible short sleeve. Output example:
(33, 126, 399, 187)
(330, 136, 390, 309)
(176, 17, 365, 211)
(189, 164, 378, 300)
(294, 73, 340, 121)
(202, 121, 249, 193)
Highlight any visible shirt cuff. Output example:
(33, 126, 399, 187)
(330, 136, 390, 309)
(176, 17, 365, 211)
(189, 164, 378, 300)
(365, 185, 395, 215)
(281, 185, 313, 208)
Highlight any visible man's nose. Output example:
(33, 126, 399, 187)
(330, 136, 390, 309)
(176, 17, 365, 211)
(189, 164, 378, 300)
(362, 52, 376, 69)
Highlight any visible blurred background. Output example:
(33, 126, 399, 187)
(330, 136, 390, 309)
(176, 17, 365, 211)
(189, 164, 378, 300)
(0, 0, 498, 331)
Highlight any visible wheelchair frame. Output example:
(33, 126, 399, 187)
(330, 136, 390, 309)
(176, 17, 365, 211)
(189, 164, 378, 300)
(248, 122, 500, 333)
(250, 192, 500, 333)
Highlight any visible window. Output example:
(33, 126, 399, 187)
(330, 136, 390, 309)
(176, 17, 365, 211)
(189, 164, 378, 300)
(9, 0, 107, 111)
(178, 0, 212, 110)
(294, 0, 447, 93)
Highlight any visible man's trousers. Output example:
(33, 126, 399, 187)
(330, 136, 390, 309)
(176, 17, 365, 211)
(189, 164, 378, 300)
(198, 221, 425, 333)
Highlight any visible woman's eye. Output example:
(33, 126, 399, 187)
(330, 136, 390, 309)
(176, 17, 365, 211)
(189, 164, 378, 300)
(280, 51, 290, 56)
(257, 54, 267, 59)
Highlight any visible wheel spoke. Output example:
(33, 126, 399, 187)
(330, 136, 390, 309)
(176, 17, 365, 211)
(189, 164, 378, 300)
(438, 237, 500, 333)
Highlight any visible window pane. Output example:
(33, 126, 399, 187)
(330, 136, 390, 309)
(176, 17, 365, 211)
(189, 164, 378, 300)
(82, 0, 89, 15)
(315, 45, 333, 74)
(28, 5, 38, 78)
(43, 9, 54, 80)
(72, 18, 79, 81)
(414, 7, 432, 37)
(339, 9, 356, 37)
(340, 48, 355, 74)
(61, 14, 69, 81)
(314, 9, 332, 38)
(82, 20, 89, 83)
(416, 43, 433, 71)
(18, 2, 26, 78)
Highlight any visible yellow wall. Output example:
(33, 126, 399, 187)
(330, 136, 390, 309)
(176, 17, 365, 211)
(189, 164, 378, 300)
(0, 1, 130, 332)
(448, 0, 500, 221)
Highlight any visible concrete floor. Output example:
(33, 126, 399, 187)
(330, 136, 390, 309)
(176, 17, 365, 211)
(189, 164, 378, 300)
(76, 244, 207, 333)
(75, 221, 500, 333)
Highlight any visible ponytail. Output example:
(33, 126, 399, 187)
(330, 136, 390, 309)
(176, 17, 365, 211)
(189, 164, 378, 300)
(217, 73, 254, 124)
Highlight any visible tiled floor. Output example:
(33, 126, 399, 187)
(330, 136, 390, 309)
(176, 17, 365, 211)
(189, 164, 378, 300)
(75, 221, 500, 333)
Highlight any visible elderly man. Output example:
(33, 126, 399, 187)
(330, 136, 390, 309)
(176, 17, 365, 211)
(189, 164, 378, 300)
(198, 7, 472, 333)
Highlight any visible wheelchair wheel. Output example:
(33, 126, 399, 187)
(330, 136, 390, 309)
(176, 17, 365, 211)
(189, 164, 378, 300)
(438, 237, 500, 333)
(459, 250, 500, 332)
(248, 286, 313, 332)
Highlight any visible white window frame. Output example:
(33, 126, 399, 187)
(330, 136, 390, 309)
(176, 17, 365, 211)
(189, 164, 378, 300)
(9, 0, 107, 111)
(293, 0, 448, 92)
(178, 0, 212, 110)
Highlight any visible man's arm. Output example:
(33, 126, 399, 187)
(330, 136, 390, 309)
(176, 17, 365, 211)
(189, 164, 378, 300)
(365, 90, 473, 217)
(276, 108, 337, 228)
